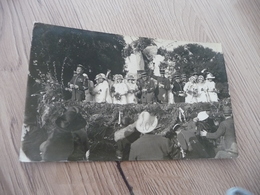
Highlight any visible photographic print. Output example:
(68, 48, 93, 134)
(20, 23, 238, 162)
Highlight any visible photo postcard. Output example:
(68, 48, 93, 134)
(20, 23, 238, 162)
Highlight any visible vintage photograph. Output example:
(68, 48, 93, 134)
(20, 23, 238, 162)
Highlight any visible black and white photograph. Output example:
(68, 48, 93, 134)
(20, 23, 238, 162)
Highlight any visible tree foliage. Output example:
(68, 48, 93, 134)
(29, 23, 126, 84)
(167, 44, 227, 83)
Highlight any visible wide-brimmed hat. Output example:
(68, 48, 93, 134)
(113, 74, 124, 81)
(95, 73, 106, 80)
(136, 111, 158, 134)
(197, 111, 209, 121)
(206, 73, 215, 79)
(126, 73, 135, 80)
(55, 107, 86, 132)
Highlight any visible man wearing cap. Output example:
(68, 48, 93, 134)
(136, 72, 156, 104)
(200, 106, 237, 158)
(129, 111, 176, 160)
(68, 65, 87, 101)
(152, 69, 171, 104)
(172, 74, 185, 103)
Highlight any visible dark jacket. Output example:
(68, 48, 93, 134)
(69, 74, 87, 101)
(206, 117, 236, 150)
(172, 81, 185, 103)
(129, 134, 174, 160)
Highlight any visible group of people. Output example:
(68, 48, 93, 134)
(114, 105, 237, 161)
(67, 64, 219, 104)
(23, 100, 236, 162)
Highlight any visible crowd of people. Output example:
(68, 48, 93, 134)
(32, 104, 237, 162)
(114, 106, 237, 161)
(67, 64, 220, 104)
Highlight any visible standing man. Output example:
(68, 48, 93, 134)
(172, 74, 185, 103)
(154, 69, 171, 104)
(68, 64, 87, 101)
(136, 72, 156, 104)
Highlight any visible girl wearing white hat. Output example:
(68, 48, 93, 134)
(111, 74, 128, 105)
(204, 73, 218, 102)
(125, 73, 138, 104)
(93, 73, 112, 103)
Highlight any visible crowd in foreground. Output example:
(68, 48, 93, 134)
(26, 102, 237, 162)
(67, 64, 220, 105)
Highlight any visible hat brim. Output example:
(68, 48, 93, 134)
(136, 114, 158, 134)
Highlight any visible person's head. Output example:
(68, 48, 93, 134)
(223, 106, 232, 117)
(206, 73, 215, 81)
(76, 65, 84, 74)
(174, 75, 181, 83)
(136, 111, 158, 134)
(95, 73, 105, 84)
(198, 75, 205, 83)
(126, 74, 136, 84)
(181, 74, 187, 82)
(113, 74, 123, 83)
(189, 76, 196, 83)
(160, 69, 165, 77)
(192, 72, 198, 80)
(141, 72, 148, 81)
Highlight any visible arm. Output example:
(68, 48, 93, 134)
(206, 122, 226, 139)
(114, 122, 137, 142)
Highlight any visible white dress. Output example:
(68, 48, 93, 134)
(183, 82, 198, 104)
(93, 81, 111, 103)
(204, 80, 218, 102)
(112, 83, 128, 104)
(196, 82, 208, 103)
(126, 82, 138, 104)
(168, 84, 174, 104)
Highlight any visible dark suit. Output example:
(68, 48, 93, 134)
(129, 134, 174, 160)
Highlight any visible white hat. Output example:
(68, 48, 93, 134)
(197, 111, 209, 121)
(206, 73, 215, 79)
(136, 111, 158, 134)
(95, 73, 106, 80)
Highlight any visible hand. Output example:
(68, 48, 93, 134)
(200, 130, 207, 136)
(69, 84, 74, 88)
(142, 89, 147, 92)
(74, 85, 79, 89)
